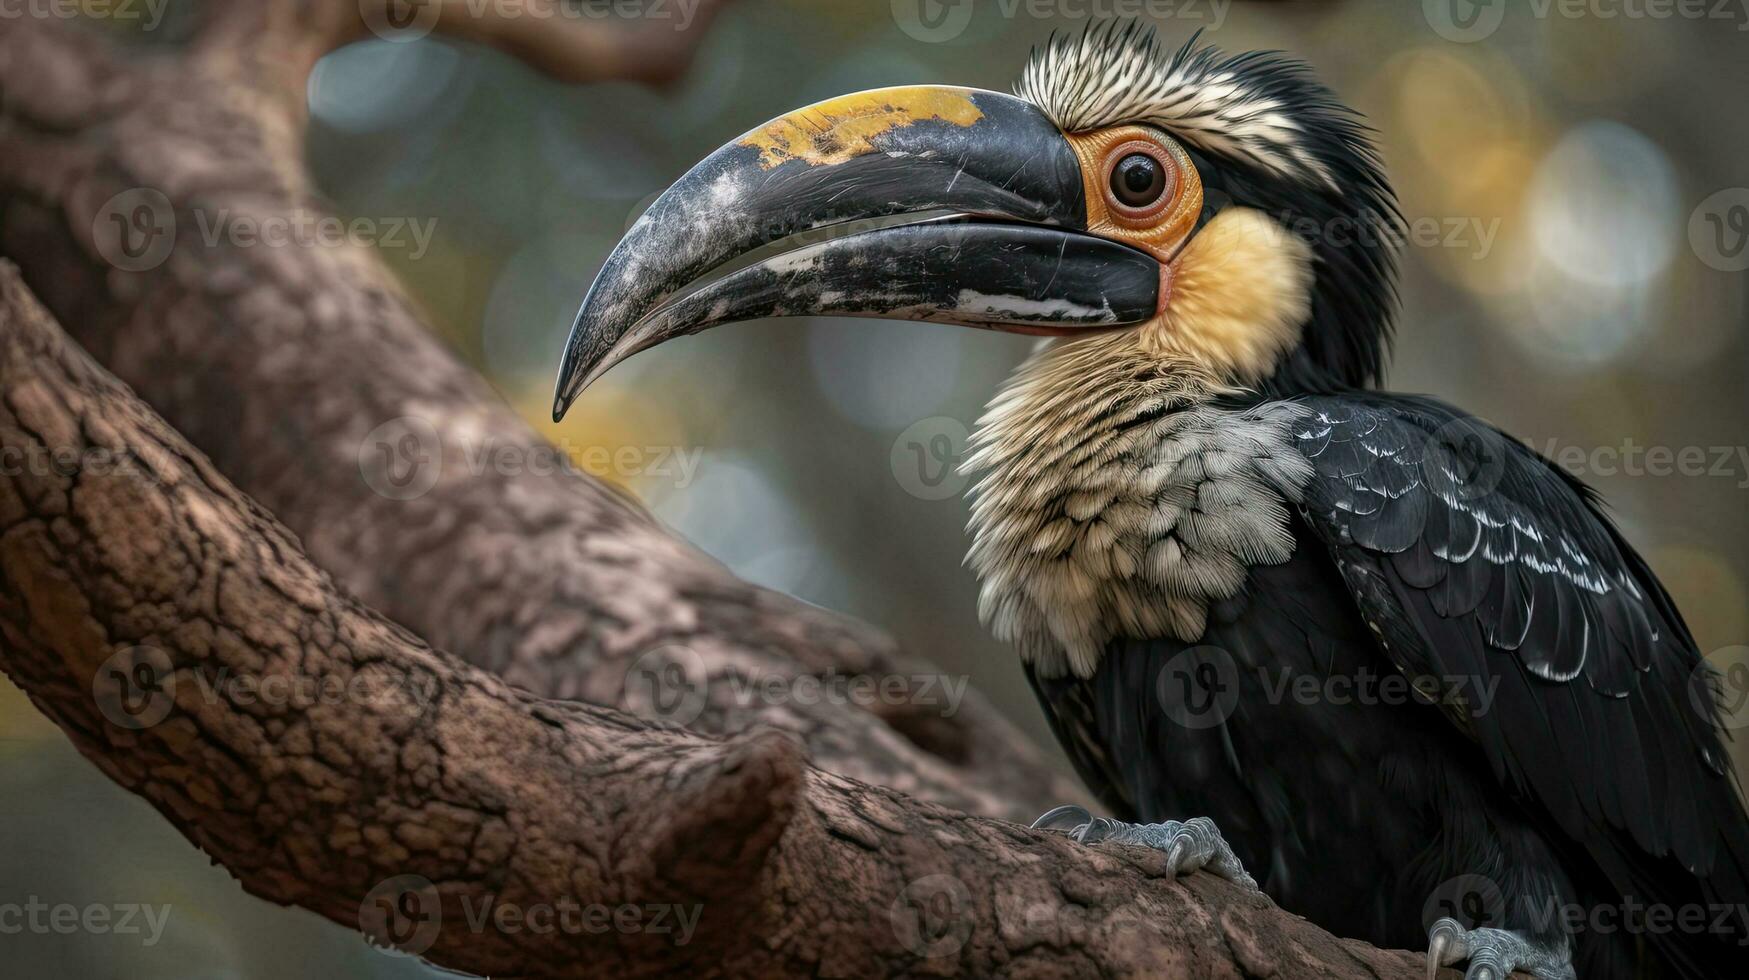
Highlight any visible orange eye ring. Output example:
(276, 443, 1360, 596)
(1065, 125, 1203, 263)
(1101, 139, 1179, 223)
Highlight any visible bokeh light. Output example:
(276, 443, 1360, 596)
(307, 39, 467, 133)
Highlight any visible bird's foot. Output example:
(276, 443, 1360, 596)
(1030, 804, 1257, 890)
(1425, 918, 1574, 980)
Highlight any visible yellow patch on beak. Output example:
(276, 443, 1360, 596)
(1145, 208, 1314, 386)
(738, 86, 985, 170)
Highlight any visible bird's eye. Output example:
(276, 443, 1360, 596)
(1098, 140, 1180, 223)
(1111, 153, 1167, 207)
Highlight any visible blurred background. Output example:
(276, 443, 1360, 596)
(4, 1, 1748, 975)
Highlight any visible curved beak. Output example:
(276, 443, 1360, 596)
(552, 85, 1164, 421)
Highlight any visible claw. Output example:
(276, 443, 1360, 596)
(1029, 807, 1259, 893)
(1426, 938, 1446, 980)
(1030, 805, 1091, 832)
(1426, 920, 1455, 980)
(1422, 917, 1572, 980)
(1164, 837, 1189, 875)
(1076, 817, 1116, 844)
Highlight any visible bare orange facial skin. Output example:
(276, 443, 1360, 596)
(1064, 125, 1203, 266)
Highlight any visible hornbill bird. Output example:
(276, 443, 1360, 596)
(553, 21, 1749, 980)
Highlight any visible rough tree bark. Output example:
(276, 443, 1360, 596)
(0, 266, 1428, 977)
(0, 3, 1448, 976)
(0, 0, 1083, 823)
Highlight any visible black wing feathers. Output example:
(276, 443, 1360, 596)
(1294, 392, 1749, 977)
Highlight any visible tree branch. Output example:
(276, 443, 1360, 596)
(351, 0, 739, 85)
(0, 263, 1427, 978)
(0, 3, 1082, 823)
